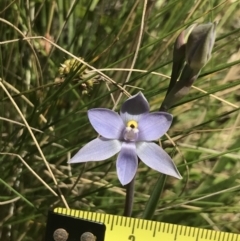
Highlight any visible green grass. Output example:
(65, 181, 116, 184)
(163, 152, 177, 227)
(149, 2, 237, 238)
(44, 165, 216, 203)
(1, 0, 240, 240)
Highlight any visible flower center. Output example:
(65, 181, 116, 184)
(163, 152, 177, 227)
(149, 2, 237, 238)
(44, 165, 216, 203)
(127, 120, 138, 128)
(123, 120, 139, 141)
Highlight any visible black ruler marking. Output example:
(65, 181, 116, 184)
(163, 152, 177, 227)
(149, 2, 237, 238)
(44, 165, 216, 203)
(131, 217, 136, 234)
(153, 220, 157, 237)
(174, 225, 178, 241)
(110, 215, 115, 231)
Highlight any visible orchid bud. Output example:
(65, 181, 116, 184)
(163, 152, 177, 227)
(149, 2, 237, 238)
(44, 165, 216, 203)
(160, 22, 217, 111)
(173, 24, 197, 62)
(167, 24, 197, 95)
(186, 22, 216, 70)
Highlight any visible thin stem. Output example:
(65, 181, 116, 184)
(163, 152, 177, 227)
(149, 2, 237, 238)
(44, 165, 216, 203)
(142, 174, 166, 219)
(123, 177, 135, 217)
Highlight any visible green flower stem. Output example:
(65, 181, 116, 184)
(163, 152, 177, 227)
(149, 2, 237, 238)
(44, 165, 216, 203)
(142, 174, 166, 220)
(123, 177, 135, 217)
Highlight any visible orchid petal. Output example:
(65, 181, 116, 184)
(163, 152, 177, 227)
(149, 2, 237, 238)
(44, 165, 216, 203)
(136, 142, 182, 179)
(88, 109, 125, 139)
(120, 92, 149, 123)
(138, 112, 173, 141)
(69, 138, 121, 163)
(116, 142, 138, 185)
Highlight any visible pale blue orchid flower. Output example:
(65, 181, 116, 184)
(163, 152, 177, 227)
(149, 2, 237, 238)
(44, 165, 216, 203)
(69, 92, 182, 185)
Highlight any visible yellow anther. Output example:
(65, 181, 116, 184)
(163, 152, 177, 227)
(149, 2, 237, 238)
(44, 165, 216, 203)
(127, 120, 138, 129)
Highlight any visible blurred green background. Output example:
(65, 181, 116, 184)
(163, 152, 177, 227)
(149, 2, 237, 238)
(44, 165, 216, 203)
(1, 0, 240, 240)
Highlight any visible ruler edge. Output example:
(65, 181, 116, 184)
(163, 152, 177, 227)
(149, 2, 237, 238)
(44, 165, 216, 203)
(53, 207, 240, 241)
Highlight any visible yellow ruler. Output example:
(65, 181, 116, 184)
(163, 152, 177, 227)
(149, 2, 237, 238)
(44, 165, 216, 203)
(54, 208, 240, 241)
